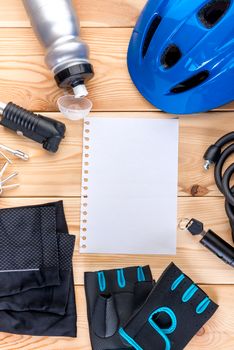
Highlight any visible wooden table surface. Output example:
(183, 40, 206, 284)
(0, 1, 233, 349)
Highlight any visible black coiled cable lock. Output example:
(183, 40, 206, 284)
(0, 102, 66, 153)
(204, 132, 234, 242)
(182, 133, 234, 268)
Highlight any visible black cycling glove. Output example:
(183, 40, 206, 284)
(85, 265, 154, 350)
(119, 262, 218, 350)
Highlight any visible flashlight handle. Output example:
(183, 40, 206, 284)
(201, 230, 234, 267)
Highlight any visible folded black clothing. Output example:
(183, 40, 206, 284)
(0, 200, 77, 338)
(0, 205, 59, 296)
(0, 270, 77, 338)
(0, 232, 75, 315)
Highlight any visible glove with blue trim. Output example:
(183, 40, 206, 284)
(85, 265, 154, 350)
(119, 262, 218, 350)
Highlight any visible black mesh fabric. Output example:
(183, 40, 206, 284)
(0, 201, 77, 337)
(0, 205, 60, 296)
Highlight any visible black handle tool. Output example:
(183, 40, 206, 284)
(186, 218, 234, 268)
(0, 102, 66, 153)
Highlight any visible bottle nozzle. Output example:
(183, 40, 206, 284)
(73, 84, 88, 98)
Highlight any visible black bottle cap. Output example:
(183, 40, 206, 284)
(54, 63, 94, 89)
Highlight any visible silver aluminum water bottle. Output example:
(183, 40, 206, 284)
(22, 0, 94, 97)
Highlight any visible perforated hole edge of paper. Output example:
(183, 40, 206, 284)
(80, 119, 91, 251)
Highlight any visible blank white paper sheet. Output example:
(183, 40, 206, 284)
(80, 117, 179, 254)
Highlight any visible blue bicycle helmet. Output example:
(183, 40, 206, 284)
(128, 0, 234, 114)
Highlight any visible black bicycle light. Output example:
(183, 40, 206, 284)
(0, 102, 66, 153)
(185, 218, 234, 268)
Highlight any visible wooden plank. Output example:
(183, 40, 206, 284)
(0, 196, 234, 285)
(0, 28, 148, 112)
(0, 112, 82, 198)
(0, 2, 232, 350)
(0, 0, 144, 28)
(0, 284, 233, 349)
(72, 195, 234, 285)
(179, 111, 234, 196)
(0, 111, 233, 198)
(0, 28, 233, 112)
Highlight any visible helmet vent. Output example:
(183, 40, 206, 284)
(161, 45, 182, 69)
(142, 15, 162, 57)
(171, 71, 209, 93)
(198, 0, 231, 28)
